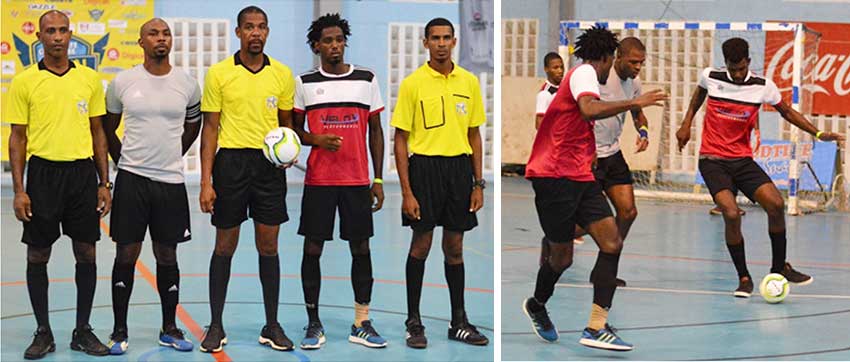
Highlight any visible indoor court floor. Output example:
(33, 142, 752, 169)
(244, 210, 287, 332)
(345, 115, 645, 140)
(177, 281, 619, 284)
(501, 176, 850, 361)
(1, 182, 494, 362)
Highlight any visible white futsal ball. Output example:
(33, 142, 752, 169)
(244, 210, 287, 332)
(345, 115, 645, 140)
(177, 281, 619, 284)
(262, 127, 301, 166)
(759, 273, 790, 304)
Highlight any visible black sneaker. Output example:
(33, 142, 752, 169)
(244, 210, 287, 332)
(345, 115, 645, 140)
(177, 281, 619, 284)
(780, 262, 813, 285)
(259, 322, 294, 351)
(24, 326, 55, 360)
(405, 319, 427, 349)
(734, 276, 754, 298)
(200, 324, 227, 353)
(70, 324, 109, 356)
(448, 320, 489, 346)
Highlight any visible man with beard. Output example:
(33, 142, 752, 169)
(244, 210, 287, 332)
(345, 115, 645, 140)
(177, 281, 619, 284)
(198, 5, 296, 353)
(102, 18, 201, 354)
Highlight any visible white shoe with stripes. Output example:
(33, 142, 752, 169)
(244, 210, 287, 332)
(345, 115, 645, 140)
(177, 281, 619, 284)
(578, 324, 633, 351)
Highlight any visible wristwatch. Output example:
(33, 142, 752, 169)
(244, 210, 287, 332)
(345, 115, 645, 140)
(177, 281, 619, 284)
(473, 179, 486, 190)
(99, 181, 113, 190)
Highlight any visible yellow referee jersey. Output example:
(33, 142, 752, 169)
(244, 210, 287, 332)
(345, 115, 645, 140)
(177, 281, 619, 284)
(201, 52, 295, 149)
(4, 61, 106, 161)
(390, 62, 485, 156)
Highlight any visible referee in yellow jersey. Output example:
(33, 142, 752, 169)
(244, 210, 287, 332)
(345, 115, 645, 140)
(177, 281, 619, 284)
(392, 17, 489, 349)
(197, 6, 295, 353)
(6, 10, 111, 359)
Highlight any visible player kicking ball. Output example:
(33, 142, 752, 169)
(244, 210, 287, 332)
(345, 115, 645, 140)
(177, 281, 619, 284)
(676, 37, 844, 297)
(522, 26, 666, 351)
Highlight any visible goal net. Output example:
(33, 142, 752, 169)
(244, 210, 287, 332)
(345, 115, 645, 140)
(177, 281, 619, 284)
(559, 21, 838, 215)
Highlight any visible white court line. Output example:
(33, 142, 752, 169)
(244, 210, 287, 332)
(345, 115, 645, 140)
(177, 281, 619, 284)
(555, 282, 850, 300)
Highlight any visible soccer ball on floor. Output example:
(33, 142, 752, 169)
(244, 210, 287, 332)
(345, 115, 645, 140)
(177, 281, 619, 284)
(759, 273, 790, 304)
(263, 127, 301, 166)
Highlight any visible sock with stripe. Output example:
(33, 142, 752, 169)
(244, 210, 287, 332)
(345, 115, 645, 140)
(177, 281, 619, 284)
(156, 263, 179, 329)
(351, 252, 373, 324)
(111, 261, 135, 332)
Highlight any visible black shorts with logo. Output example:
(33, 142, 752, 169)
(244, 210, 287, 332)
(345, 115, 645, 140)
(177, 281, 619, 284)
(531, 177, 613, 244)
(298, 185, 373, 241)
(698, 157, 773, 202)
(402, 155, 478, 232)
(22, 156, 100, 247)
(593, 151, 634, 189)
(212, 148, 288, 228)
(110, 169, 191, 244)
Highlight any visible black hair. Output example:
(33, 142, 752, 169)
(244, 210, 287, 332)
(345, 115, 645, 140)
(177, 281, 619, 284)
(38, 10, 69, 29)
(722, 37, 750, 63)
(425, 17, 454, 38)
(573, 25, 619, 61)
(617, 37, 645, 56)
(306, 13, 351, 49)
(543, 52, 562, 67)
(237, 5, 268, 27)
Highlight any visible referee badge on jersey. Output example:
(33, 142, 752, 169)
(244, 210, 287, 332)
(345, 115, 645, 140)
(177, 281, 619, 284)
(77, 100, 88, 115)
(456, 102, 467, 115)
(266, 96, 278, 110)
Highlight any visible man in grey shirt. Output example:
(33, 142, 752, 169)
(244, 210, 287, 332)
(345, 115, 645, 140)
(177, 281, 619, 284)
(102, 18, 201, 354)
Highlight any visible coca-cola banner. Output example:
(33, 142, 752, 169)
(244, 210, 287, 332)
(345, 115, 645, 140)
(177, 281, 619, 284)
(765, 21, 850, 116)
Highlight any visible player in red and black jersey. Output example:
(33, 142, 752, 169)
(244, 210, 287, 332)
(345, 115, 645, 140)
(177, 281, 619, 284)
(522, 26, 666, 351)
(676, 37, 844, 298)
(291, 13, 387, 350)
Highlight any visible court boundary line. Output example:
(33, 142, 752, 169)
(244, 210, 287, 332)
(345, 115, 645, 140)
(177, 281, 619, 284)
(689, 345, 850, 360)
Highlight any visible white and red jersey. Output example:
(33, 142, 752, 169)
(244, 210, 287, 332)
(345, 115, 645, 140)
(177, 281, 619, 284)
(535, 81, 559, 116)
(294, 65, 384, 186)
(698, 68, 781, 159)
(526, 64, 600, 182)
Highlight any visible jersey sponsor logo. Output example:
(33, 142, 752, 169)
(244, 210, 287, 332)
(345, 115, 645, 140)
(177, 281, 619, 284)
(266, 95, 278, 109)
(456, 102, 467, 115)
(321, 112, 359, 125)
(714, 107, 752, 121)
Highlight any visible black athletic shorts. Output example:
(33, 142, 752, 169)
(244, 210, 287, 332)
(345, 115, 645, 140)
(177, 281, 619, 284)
(593, 151, 633, 189)
(22, 156, 100, 247)
(402, 155, 478, 232)
(298, 185, 373, 241)
(530, 177, 613, 244)
(212, 148, 288, 228)
(110, 169, 191, 244)
(698, 157, 772, 202)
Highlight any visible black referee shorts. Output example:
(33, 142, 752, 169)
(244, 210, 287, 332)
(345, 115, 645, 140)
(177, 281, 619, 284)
(22, 156, 100, 247)
(110, 169, 191, 244)
(402, 154, 478, 233)
(698, 157, 773, 202)
(593, 151, 634, 190)
(298, 185, 373, 241)
(211, 148, 288, 228)
(530, 177, 613, 244)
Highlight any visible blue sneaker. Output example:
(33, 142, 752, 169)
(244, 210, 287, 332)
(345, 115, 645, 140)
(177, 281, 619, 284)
(107, 328, 128, 355)
(522, 298, 558, 342)
(349, 320, 387, 348)
(159, 327, 193, 351)
(579, 324, 633, 351)
(300, 321, 326, 350)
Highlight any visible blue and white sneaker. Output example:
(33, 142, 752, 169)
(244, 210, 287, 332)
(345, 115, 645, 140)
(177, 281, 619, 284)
(348, 320, 387, 348)
(522, 297, 558, 342)
(578, 324, 633, 351)
(300, 321, 326, 350)
(159, 327, 193, 351)
(107, 328, 128, 355)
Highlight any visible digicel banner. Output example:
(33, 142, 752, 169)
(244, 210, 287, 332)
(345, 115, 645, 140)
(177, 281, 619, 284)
(765, 21, 850, 116)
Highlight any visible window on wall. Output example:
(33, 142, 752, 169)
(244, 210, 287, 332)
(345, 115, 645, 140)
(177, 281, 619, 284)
(387, 23, 494, 173)
(502, 18, 538, 77)
(164, 18, 230, 175)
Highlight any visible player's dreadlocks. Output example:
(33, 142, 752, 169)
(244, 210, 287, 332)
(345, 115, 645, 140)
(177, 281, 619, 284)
(573, 25, 619, 62)
(306, 13, 351, 52)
